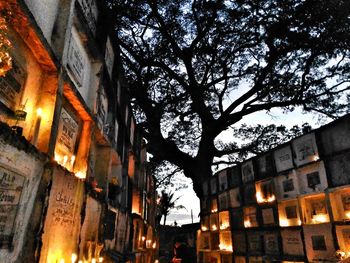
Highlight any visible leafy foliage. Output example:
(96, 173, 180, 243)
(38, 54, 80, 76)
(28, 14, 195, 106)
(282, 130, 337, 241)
(106, 0, 350, 196)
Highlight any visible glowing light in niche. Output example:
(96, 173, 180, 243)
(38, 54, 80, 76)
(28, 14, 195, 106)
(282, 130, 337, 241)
(244, 220, 251, 228)
(345, 211, 350, 219)
(312, 213, 328, 223)
(146, 240, 152, 248)
(279, 219, 289, 227)
(71, 253, 77, 263)
(279, 218, 302, 227)
(201, 226, 208, 231)
(75, 170, 86, 179)
(211, 224, 217, 231)
(256, 191, 275, 204)
(219, 243, 233, 252)
(54, 152, 77, 172)
(220, 222, 230, 230)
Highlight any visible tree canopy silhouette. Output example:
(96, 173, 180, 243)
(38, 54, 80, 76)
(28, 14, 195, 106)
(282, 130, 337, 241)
(107, 0, 350, 197)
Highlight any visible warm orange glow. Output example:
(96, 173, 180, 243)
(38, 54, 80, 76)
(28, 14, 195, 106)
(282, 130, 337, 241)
(279, 219, 289, 227)
(201, 226, 208, 231)
(244, 220, 251, 228)
(220, 222, 230, 230)
(219, 243, 233, 252)
(78, 261, 83, 263)
(92, 259, 96, 263)
(211, 224, 217, 231)
(312, 213, 328, 223)
(71, 253, 77, 263)
(55, 154, 62, 163)
(142, 236, 146, 241)
(0, 51, 12, 77)
(256, 191, 275, 203)
(279, 218, 302, 227)
(75, 170, 86, 179)
(152, 242, 157, 249)
(211, 209, 218, 213)
(335, 250, 350, 260)
(54, 152, 77, 172)
(345, 211, 350, 219)
(146, 240, 152, 248)
(37, 107, 43, 117)
(313, 155, 320, 161)
(0, 16, 12, 77)
(63, 155, 68, 166)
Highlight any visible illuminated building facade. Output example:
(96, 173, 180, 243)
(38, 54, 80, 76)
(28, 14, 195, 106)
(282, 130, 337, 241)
(0, 0, 157, 262)
(198, 114, 350, 262)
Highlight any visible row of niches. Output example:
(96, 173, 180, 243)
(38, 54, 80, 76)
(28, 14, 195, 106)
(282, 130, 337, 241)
(201, 187, 350, 231)
(202, 161, 330, 214)
(198, 252, 304, 263)
(197, 223, 350, 262)
(205, 123, 350, 197)
(204, 132, 322, 196)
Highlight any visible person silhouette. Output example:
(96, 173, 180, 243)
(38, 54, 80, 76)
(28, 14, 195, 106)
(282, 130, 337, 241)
(171, 236, 191, 263)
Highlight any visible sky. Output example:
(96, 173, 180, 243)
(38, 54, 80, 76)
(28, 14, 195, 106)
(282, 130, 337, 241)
(165, 107, 331, 226)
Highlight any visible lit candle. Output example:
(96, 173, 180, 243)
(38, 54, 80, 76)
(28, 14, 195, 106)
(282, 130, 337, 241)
(32, 108, 42, 146)
(98, 257, 103, 262)
(146, 240, 152, 248)
(70, 155, 76, 170)
(71, 253, 77, 263)
(62, 155, 68, 167)
(345, 211, 350, 219)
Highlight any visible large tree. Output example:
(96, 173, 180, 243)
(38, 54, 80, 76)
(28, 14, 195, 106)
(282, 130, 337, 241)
(107, 0, 350, 197)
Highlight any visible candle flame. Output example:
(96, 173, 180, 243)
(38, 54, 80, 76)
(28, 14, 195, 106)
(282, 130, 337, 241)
(75, 170, 86, 179)
(71, 253, 77, 262)
(345, 211, 350, 219)
(219, 222, 230, 230)
(37, 107, 43, 117)
(244, 220, 251, 228)
(256, 191, 275, 203)
(219, 243, 233, 251)
(312, 213, 328, 223)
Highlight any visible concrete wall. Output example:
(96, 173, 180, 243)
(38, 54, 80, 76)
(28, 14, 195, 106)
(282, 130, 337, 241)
(23, 0, 60, 43)
(39, 165, 84, 263)
(0, 123, 46, 263)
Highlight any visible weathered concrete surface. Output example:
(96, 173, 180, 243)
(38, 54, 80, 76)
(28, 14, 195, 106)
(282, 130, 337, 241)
(39, 165, 84, 263)
(0, 122, 47, 263)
